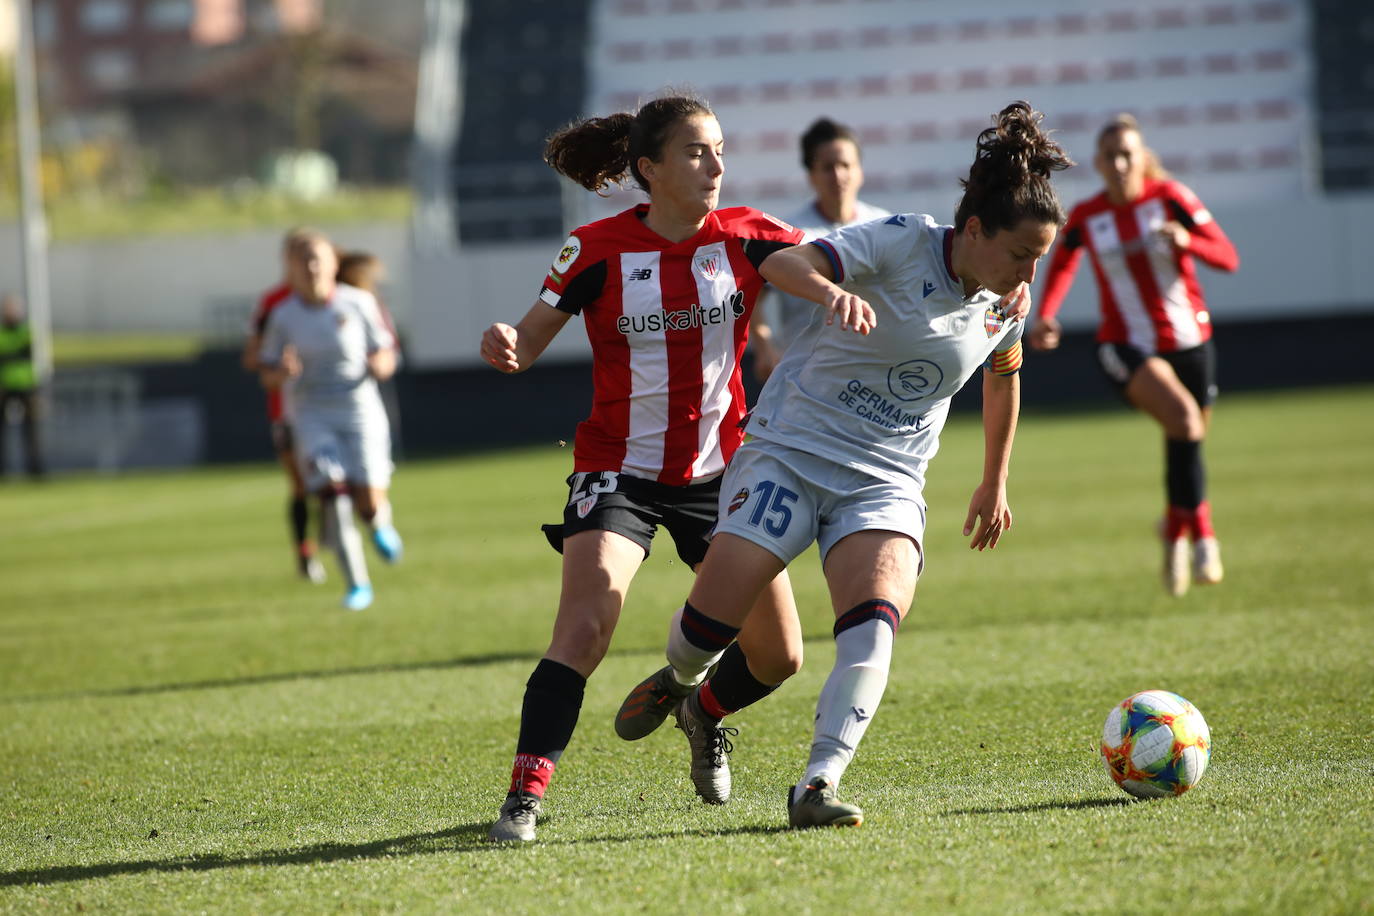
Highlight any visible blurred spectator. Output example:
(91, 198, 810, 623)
(0, 294, 44, 478)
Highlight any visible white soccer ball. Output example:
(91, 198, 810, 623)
(1100, 689, 1211, 798)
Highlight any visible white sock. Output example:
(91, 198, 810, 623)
(664, 605, 727, 688)
(795, 618, 894, 800)
(323, 493, 370, 588)
(370, 499, 393, 531)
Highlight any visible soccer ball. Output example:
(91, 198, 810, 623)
(1100, 690, 1211, 798)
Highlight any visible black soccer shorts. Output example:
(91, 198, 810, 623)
(1097, 339, 1217, 408)
(540, 470, 721, 568)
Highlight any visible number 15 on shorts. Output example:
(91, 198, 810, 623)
(736, 480, 797, 537)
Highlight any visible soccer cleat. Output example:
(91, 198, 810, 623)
(615, 665, 693, 740)
(299, 554, 326, 584)
(488, 793, 542, 843)
(371, 525, 404, 564)
(787, 777, 863, 829)
(1193, 537, 1224, 585)
(1163, 536, 1190, 597)
(342, 584, 374, 611)
(673, 692, 737, 805)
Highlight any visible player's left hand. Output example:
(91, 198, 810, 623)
(999, 283, 1033, 322)
(963, 483, 1012, 551)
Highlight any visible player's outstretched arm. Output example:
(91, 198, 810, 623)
(759, 245, 876, 335)
(481, 299, 574, 374)
(963, 370, 1019, 551)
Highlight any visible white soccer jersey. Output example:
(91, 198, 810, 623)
(759, 199, 891, 354)
(258, 283, 395, 430)
(748, 213, 1025, 488)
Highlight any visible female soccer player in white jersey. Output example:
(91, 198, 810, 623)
(616, 101, 1072, 829)
(479, 94, 875, 843)
(258, 232, 404, 612)
(750, 117, 890, 381)
(1028, 114, 1239, 596)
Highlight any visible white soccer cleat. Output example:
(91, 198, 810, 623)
(1163, 536, 1190, 597)
(1193, 537, 1224, 585)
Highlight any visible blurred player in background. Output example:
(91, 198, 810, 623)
(1028, 114, 1239, 596)
(0, 293, 44, 478)
(478, 93, 875, 843)
(337, 251, 405, 463)
(242, 227, 324, 583)
(750, 117, 890, 382)
(617, 101, 1065, 829)
(259, 232, 403, 612)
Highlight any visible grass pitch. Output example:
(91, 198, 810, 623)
(2, 385, 1372, 914)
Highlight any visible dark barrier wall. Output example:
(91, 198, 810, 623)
(124, 311, 1373, 465)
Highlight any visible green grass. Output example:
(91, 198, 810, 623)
(2, 386, 1372, 914)
(52, 333, 205, 366)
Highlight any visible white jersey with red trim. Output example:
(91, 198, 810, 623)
(538, 204, 803, 485)
(748, 213, 1024, 489)
(759, 198, 891, 355)
(1039, 178, 1239, 354)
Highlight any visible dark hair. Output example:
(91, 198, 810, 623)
(1096, 112, 1169, 181)
(337, 251, 383, 292)
(953, 101, 1073, 234)
(800, 117, 860, 170)
(544, 94, 713, 193)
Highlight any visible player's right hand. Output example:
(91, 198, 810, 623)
(823, 290, 876, 335)
(1028, 317, 1061, 351)
(481, 322, 521, 373)
(483, 321, 524, 370)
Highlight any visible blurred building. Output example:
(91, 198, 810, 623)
(24, 0, 418, 184)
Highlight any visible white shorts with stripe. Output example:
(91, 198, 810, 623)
(713, 438, 927, 566)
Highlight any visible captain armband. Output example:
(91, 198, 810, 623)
(986, 340, 1023, 376)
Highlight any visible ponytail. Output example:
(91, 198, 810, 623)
(954, 101, 1073, 233)
(545, 94, 713, 194)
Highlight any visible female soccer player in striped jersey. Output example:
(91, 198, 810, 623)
(1028, 114, 1239, 596)
(616, 101, 1070, 829)
(479, 94, 875, 843)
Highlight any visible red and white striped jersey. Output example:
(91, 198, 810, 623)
(1039, 178, 1239, 354)
(538, 204, 803, 485)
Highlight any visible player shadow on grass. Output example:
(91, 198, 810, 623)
(4, 652, 543, 704)
(0, 822, 788, 887)
(941, 797, 1133, 816)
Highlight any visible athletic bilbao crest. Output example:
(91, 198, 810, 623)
(575, 493, 598, 519)
(728, 487, 750, 515)
(984, 304, 1006, 337)
(695, 253, 720, 279)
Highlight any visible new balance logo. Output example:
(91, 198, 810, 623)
(922, 280, 936, 298)
(628, 268, 653, 281)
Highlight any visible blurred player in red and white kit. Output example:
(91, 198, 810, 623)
(242, 227, 325, 584)
(478, 94, 875, 843)
(1029, 114, 1239, 596)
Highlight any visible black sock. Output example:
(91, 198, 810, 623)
(514, 658, 587, 768)
(701, 642, 780, 716)
(1165, 439, 1205, 509)
(290, 497, 310, 549)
